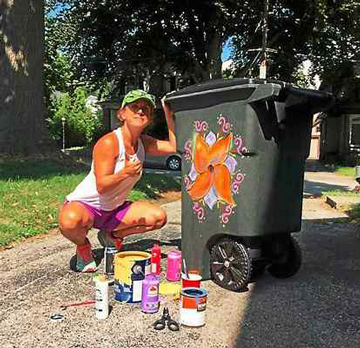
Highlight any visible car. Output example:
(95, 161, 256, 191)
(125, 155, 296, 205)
(144, 153, 182, 171)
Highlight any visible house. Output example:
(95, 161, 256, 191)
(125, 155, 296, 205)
(319, 76, 360, 165)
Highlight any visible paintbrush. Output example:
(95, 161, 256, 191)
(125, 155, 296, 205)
(183, 258, 190, 279)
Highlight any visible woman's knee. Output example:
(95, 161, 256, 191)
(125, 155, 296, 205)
(59, 208, 91, 234)
(150, 207, 167, 229)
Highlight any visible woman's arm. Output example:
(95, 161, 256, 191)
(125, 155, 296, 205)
(142, 97, 177, 155)
(93, 133, 142, 194)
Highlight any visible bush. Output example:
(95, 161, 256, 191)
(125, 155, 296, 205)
(47, 87, 105, 148)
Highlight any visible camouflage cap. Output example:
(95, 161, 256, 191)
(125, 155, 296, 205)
(121, 89, 156, 108)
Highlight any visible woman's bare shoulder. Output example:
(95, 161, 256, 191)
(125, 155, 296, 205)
(94, 131, 118, 155)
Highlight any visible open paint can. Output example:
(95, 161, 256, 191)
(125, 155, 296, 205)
(179, 287, 208, 327)
(182, 273, 202, 288)
(114, 251, 151, 303)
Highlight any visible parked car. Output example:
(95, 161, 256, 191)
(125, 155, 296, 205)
(144, 153, 182, 171)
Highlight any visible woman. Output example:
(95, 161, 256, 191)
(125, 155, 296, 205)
(58, 89, 176, 272)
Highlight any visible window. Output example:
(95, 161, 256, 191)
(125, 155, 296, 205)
(349, 114, 360, 148)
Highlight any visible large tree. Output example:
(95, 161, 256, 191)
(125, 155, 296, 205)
(0, 0, 53, 154)
(231, 0, 360, 84)
(307, 0, 360, 86)
(50, 0, 260, 93)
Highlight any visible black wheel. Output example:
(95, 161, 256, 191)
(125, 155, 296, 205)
(210, 238, 252, 291)
(267, 236, 302, 279)
(166, 156, 181, 171)
(249, 261, 267, 282)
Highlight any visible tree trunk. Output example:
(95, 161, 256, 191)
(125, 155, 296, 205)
(207, 33, 223, 80)
(0, 0, 54, 155)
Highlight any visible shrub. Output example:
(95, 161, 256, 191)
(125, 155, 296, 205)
(47, 88, 104, 148)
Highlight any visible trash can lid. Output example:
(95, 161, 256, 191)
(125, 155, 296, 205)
(166, 78, 334, 114)
(166, 78, 284, 111)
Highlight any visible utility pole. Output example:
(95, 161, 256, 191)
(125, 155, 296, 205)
(259, 0, 269, 79)
(246, 0, 276, 79)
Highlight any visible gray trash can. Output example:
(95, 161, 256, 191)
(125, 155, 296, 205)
(166, 78, 334, 291)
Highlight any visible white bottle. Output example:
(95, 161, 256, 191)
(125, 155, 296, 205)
(95, 278, 109, 320)
(128, 154, 138, 162)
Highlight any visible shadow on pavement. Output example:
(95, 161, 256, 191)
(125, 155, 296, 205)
(305, 160, 335, 173)
(303, 180, 352, 197)
(234, 217, 360, 348)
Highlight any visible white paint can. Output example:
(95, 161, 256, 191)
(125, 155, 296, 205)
(179, 287, 208, 327)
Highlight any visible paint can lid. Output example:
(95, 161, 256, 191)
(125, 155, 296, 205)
(50, 314, 65, 322)
(159, 282, 181, 296)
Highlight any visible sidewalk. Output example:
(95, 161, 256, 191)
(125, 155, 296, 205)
(304, 163, 360, 212)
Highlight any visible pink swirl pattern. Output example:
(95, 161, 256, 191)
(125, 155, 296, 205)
(184, 140, 192, 161)
(184, 176, 192, 190)
(231, 172, 245, 194)
(193, 202, 205, 221)
(195, 120, 208, 132)
(234, 136, 243, 154)
(217, 115, 231, 133)
(221, 205, 233, 224)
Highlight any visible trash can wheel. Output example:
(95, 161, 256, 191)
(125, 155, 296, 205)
(210, 238, 251, 291)
(267, 236, 302, 279)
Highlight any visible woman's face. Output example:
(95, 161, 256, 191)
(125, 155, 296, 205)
(118, 98, 154, 129)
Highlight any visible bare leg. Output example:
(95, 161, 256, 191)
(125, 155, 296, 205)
(58, 202, 94, 246)
(112, 201, 167, 239)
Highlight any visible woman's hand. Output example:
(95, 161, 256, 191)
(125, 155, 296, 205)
(124, 155, 142, 176)
(161, 96, 174, 118)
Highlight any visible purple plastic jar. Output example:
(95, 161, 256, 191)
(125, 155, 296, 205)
(141, 274, 160, 314)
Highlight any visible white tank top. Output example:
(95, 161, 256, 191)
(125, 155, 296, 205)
(66, 128, 145, 211)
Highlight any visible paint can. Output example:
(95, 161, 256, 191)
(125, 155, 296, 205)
(141, 274, 160, 314)
(104, 247, 117, 275)
(166, 250, 181, 281)
(181, 273, 202, 288)
(114, 251, 151, 303)
(179, 287, 208, 327)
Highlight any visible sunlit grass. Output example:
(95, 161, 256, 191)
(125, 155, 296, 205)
(334, 166, 356, 177)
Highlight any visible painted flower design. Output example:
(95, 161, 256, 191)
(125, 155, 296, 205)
(187, 133, 235, 206)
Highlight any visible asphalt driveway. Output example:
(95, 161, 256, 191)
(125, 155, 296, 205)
(1, 170, 360, 348)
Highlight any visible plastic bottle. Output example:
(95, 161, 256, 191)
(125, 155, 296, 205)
(94, 277, 109, 320)
(141, 274, 160, 313)
(166, 250, 182, 281)
(150, 243, 161, 275)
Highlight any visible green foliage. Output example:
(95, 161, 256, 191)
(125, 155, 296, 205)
(308, 0, 360, 84)
(47, 87, 104, 148)
(45, 0, 360, 93)
(45, 0, 261, 92)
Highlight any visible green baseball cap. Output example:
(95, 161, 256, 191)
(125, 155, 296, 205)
(121, 89, 156, 109)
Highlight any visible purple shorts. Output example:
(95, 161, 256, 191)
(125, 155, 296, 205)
(65, 200, 132, 231)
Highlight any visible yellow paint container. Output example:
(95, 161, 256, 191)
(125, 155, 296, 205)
(114, 251, 151, 303)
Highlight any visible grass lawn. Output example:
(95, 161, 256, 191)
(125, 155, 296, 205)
(0, 156, 181, 248)
(334, 166, 356, 177)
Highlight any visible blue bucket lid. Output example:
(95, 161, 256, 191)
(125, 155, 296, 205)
(181, 287, 208, 298)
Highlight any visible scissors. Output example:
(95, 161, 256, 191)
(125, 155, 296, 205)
(153, 307, 180, 331)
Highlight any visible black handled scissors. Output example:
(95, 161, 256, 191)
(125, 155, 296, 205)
(153, 307, 180, 331)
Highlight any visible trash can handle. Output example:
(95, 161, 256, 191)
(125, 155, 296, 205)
(243, 83, 282, 104)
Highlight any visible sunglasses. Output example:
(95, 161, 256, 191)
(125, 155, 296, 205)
(127, 102, 153, 116)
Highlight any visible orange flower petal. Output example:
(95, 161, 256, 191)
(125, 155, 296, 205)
(187, 170, 214, 201)
(209, 133, 233, 165)
(194, 134, 210, 173)
(214, 164, 235, 206)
